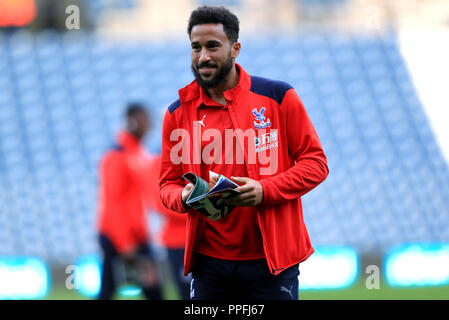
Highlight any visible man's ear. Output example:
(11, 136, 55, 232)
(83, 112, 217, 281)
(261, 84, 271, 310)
(232, 42, 241, 59)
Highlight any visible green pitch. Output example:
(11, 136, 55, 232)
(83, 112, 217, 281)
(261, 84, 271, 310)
(44, 281, 448, 300)
(299, 281, 449, 300)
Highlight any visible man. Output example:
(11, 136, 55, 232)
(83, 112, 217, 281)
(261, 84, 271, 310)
(159, 6, 329, 300)
(97, 104, 162, 300)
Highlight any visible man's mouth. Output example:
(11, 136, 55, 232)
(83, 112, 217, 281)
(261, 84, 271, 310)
(199, 67, 214, 75)
(198, 63, 217, 75)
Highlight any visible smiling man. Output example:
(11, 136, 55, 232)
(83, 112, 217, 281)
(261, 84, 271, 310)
(159, 6, 329, 300)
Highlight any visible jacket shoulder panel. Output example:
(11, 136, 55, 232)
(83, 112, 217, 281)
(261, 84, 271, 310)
(110, 143, 124, 152)
(249, 76, 293, 105)
(168, 99, 181, 114)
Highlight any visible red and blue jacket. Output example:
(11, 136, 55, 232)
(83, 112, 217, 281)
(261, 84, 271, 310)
(159, 64, 329, 275)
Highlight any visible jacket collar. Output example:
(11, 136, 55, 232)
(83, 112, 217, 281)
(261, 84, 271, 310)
(117, 130, 142, 151)
(178, 63, 251, 108)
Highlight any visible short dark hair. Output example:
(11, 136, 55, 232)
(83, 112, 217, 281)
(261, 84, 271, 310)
(187, 6, 240, 43)
(125, 103, 149, 119)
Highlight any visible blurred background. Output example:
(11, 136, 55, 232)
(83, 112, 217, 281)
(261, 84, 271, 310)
(0, 0, 448, 299)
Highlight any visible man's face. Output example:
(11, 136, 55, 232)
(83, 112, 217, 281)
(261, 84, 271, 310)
(190, 23, 239, 89)
(138, 113, 150, 139)
(128, 112, 150, 140)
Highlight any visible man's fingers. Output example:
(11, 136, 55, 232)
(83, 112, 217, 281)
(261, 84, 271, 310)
(230, 176, 250, 184)
(234, 183, 253, 193)
(229, 193, 252, 202)
(184, 183, 194, 195)
(182, 183, 194, 203)
(224, 177, 264, 207)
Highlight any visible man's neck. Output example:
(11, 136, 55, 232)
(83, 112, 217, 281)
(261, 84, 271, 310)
(125, 129, 142, 142)
(206, 65, 239, 105)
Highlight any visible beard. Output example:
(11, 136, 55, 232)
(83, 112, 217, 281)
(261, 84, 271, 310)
(191, 51, 234, 90)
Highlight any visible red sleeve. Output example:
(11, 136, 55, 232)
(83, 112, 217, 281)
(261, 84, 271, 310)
(159, 109, 192, 213)
(145, 155, 188, 221)
(100, 153, 135, 253)
(259, 89, 329, 204)
(143, 155, 162, 210)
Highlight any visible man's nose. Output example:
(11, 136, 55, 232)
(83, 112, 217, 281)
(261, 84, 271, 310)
(199, 48, 210, 63)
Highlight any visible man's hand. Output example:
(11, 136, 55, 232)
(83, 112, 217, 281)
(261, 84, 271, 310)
(181, 183, 194, 206)
(224, 177, 264, 207)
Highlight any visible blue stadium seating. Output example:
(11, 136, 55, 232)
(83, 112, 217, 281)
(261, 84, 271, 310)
(0, 30, 448, 264)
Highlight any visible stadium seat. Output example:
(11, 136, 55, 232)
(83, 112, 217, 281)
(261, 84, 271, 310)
(0, 31, 448, 263)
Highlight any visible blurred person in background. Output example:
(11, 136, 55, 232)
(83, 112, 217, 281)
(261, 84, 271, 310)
(144, 157, 190, 300)
(96, 103, 162, 300)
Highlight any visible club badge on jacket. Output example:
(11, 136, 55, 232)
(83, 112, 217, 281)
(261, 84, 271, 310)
(253, 107, 271, 129)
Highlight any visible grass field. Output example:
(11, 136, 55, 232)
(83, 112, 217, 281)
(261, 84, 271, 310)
(44, 281, 449, 300)
(299, 281, 449, 300)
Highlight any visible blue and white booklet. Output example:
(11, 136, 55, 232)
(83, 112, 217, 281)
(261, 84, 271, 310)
(182, 171, 241, 220)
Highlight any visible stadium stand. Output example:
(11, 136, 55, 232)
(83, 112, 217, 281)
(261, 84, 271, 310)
(0, 30, 448, 266)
